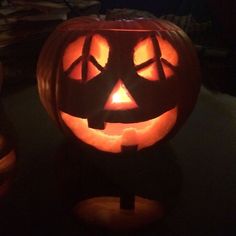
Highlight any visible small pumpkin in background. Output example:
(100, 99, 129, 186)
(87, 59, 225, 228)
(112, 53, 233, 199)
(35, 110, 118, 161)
(37, 16, 200, 154)
(0, 63, 16, 200)
(0, 134, 16, 199)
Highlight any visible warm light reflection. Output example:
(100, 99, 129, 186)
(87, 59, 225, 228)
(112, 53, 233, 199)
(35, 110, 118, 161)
(104, 80, 138, 110)
(74, 196, 164, 230)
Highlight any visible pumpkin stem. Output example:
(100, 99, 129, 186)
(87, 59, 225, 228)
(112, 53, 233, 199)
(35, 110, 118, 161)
(105, 8, 156, 20)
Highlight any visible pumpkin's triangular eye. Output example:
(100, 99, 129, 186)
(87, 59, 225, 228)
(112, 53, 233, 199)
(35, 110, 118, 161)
(104, 80, 138, 110)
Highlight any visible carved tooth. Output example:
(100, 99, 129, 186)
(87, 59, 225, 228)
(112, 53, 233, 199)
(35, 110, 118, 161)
(121, 128, 138, 147)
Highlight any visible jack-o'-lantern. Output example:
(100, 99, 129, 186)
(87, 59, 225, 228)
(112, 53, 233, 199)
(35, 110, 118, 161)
(37, 16, 200, 153)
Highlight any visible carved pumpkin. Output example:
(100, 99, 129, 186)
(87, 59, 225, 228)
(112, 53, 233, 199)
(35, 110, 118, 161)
(37, 17, 200, 153)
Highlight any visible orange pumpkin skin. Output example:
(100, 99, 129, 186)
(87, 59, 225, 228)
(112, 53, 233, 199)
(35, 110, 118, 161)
(37, 16, 200, 153)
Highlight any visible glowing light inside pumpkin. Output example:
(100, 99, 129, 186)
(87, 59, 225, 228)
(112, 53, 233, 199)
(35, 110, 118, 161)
(63, 36, 85, 71)
(60, 34, 180, 153)
(105, 80, 138, 110)
(133, 36, 179, 80)
(87, 61, 100, 81)
(64, 35, 110, 81)
(110, 82, 133, 104)
(134, 37, 155, 66)
(134, 37, 159, 81)
(61, 106, 177, 153)
(90, 34, 109, 68)
(137, 62, 158, 81)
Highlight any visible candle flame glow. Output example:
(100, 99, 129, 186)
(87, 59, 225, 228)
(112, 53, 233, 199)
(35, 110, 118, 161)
(105, 80, 138, 110)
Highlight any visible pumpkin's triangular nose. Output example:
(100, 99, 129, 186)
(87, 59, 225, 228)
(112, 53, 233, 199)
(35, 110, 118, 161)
(104, 80, 138, 110)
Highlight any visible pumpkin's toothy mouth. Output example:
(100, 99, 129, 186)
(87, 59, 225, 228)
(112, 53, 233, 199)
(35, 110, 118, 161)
(60, 107, 177, 153)
(89, 118, 154, 146)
